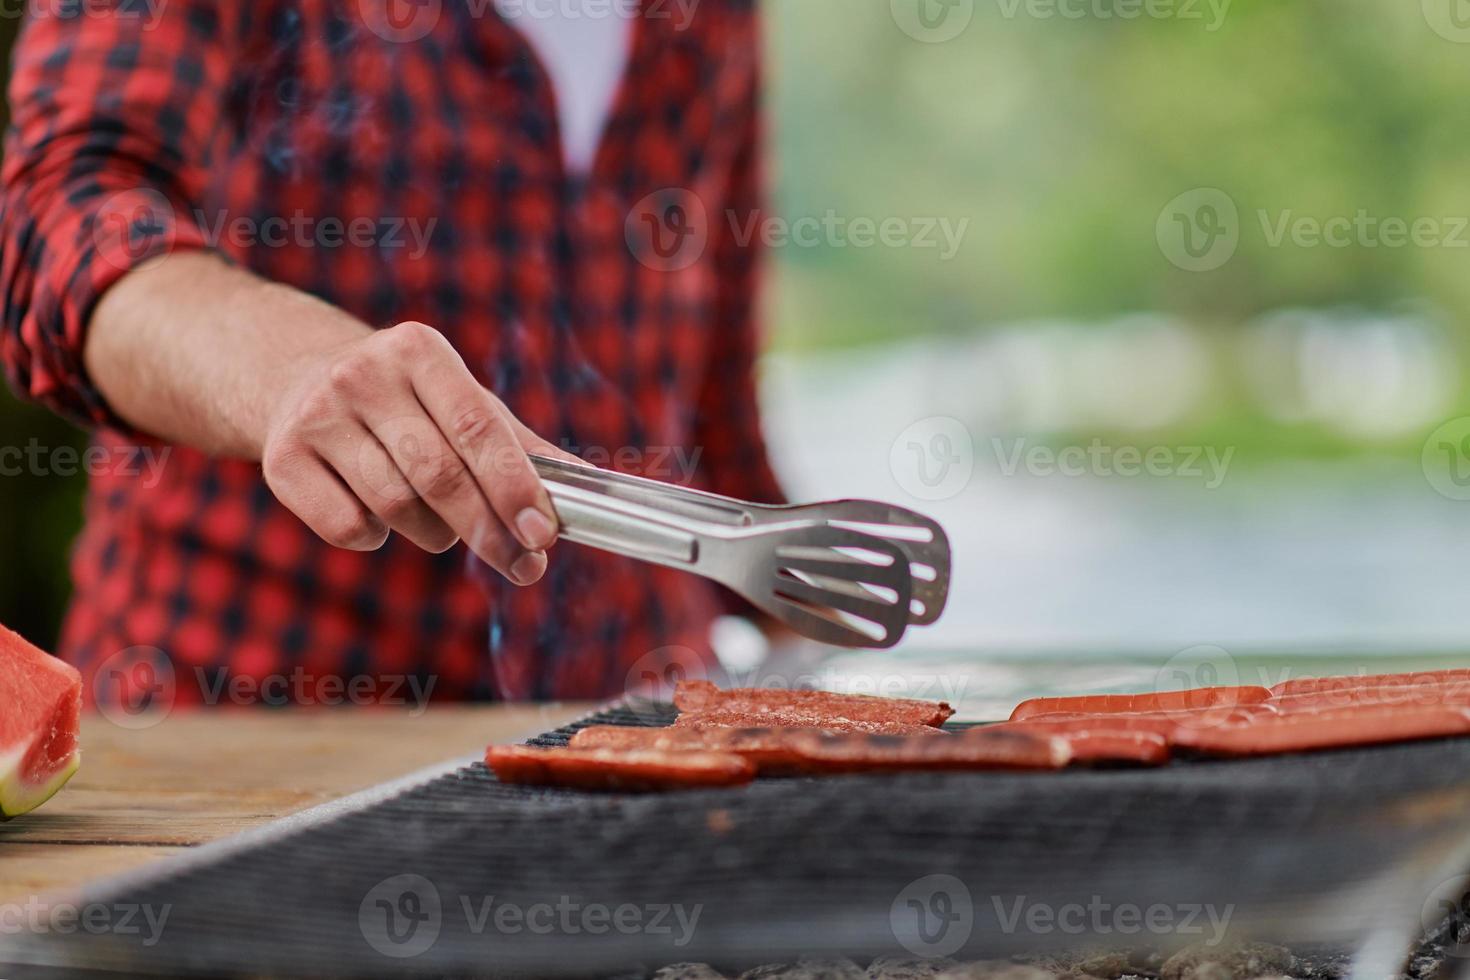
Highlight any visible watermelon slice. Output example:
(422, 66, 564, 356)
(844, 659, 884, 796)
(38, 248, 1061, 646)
(0, 624, 82, 819)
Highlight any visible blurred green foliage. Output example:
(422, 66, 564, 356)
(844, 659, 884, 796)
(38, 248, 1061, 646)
(2, 0, 1465, 644)
(767, 0, 1470, 354)
(0, 388, 84, 647)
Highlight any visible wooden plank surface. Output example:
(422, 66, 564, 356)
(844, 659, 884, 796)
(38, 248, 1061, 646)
(0, 704, 590, 903)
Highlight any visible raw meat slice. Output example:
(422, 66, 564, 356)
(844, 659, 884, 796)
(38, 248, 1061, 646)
(1170, 705, 1470, 757)
(1271, 681, 1470, 714)
(1055, 730, 1171, 766)
(485, 745, 755, 791)
(571, 725, 819, 774)
(1009, 687, 1273, 722)
(1000, 705, 1276, 739)
(1269, 669, 1470, 697)
(570, 724, 1069, 773)
(1269, 669, 1470, 698)
(811, 727, 1070, 772)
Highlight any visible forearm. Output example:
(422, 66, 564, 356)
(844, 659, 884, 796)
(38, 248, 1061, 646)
(84, 250, 371, 459)
(81, 249, 562, 584)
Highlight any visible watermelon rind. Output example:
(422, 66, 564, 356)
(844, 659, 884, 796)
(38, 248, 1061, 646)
(0, 736, 81, 820)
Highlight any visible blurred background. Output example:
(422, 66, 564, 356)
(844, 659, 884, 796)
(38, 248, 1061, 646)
(3, 0, 1469, 706)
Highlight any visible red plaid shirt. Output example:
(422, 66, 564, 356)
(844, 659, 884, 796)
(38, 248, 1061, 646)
(0, 0, 782, 704)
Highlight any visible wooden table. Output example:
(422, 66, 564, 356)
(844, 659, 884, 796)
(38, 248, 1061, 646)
(0, 705, 589, 904)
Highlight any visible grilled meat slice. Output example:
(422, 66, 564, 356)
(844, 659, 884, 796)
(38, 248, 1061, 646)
(674, 680, 954, 728)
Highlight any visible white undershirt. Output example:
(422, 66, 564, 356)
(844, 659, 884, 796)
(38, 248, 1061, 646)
(495, 0, 635, 175)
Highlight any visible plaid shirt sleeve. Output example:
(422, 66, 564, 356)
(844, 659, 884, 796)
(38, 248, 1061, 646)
(0, 1, 234, 429)
(690, 62, 785, 509)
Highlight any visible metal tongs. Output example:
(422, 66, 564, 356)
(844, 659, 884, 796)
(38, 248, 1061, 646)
(531, 455, 952, 649)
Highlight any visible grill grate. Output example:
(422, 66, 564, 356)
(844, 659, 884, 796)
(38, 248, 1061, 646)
(7, 703, 1470, 979)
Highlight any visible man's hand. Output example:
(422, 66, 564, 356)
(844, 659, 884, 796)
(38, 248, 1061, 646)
(262, 321, 562, 585)
(87, 252, 566, 585)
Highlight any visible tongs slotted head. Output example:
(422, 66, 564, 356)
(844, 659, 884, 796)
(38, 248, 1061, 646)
(532, 455, 952, 649)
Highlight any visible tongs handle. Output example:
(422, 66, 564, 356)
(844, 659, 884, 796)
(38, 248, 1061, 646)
(531, 454, 751, 528)
(541, 480, 701, 569)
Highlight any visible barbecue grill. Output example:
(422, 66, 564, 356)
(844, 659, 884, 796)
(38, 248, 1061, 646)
(3, 703, 1469, 979)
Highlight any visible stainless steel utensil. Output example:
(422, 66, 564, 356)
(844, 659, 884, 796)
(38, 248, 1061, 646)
(531, 455, 951, 626)
(542, 479, 915, 649)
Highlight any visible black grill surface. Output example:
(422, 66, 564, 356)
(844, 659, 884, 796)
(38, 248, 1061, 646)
(5, 703, 1470, 979)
